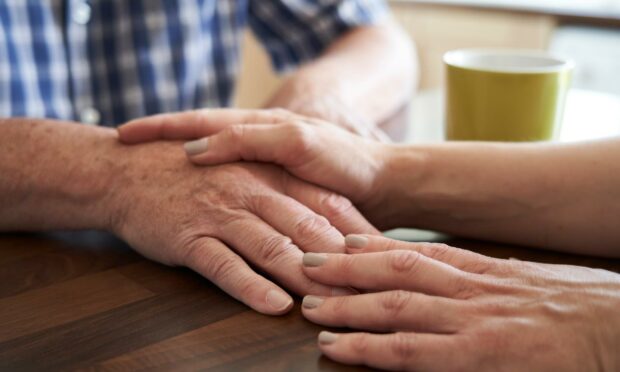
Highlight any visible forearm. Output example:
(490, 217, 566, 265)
(0, 118, 121, 232)
(267, 20, 416, 126)
(380, 138, 620, 256)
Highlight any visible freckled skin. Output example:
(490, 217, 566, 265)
(0, 118, 375, 315)
(120, 109, 620, 371)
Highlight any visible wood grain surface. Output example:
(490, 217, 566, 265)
(1, 231, 618, 371)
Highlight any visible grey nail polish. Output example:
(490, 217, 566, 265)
(184, 138, 209, 155)
(303, 253, 327, 267)
(318, 331, 339, 345)
(302, 295, 324, 309)
(345, 234, 369, 249)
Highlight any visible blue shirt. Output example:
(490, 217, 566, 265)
(0, 0, 386, 126)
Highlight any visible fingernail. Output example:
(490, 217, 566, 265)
(345, 234, 369, 249)
(266, 290, 293, 311)
(331, 287, 357, 296)
(302, 295, 324, 309)
(184, 138, 209, 155)
(318, 331, 339, 345)
(303, 253, 327, 267)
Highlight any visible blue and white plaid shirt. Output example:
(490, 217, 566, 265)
(0, 0, 386, 126)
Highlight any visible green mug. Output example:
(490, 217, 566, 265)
(444, 49, 574, 141)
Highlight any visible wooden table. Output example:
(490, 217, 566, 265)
(1, 231, 619, 371)
(2, 89, 619, 370)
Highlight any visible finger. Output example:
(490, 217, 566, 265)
(284, 177, 381, 236)
(249, 192, 346, 254)
(342, 121, 373, 138)
(345, 234, 495, 274)
(218, 213, 353, 297)
(118, 112, 217, 144)
(302, 251, 472, 298)
(370, 126, 392, 143)
(185, 124, 312, 167)
(183, 237, 293, 315)
(302, 291, 465, 333)
(117, 109, 297, 144)
(317, 331, 463, 371)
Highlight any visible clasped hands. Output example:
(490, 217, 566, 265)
(116, 109, 620, 371)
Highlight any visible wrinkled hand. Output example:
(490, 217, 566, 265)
(118, 109, 392, 222)
(108, 140, 378, 315)
(269, 95, 391, 143)
(299, 235, 620, 371)
(267, 77, 391, 143)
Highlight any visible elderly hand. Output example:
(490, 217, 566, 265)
(299, 235, 620, 371)
(117, 109, 394, 226)
(265, 84, 391, 141)
(107, 139, 378, 315)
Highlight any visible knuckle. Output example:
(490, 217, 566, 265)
(382, 238, 401, 252)
(244, 111, 265, 124)
(389, 332, 416, 364)
(257, 235, 295, 265)
(248, 194, 275, 216)
(451, 274, 481, 300)
(480, 300, 510, 317)
(319, 192, 354, 219)
(213, 208, 247, 233)
(422, 243, 454, 261)
(329, 296, 351, 316)
(490, 260, 520, 277)
(225, 124, 246, 142)
(426, 243, 493, 274)
(199, 249, 239, 284)
(286, 123, 315, 151)
(180, 240, 204, 267)
(293, 214, 333, 243)
(387, 250, 421, 274)
(462, 259, 494, 275)
(196, 109, 210, 126)
(269, 108, 294, 120)
(349, 333, 371, 355)
(234, 272, 261, 300)
(380, 290, 412, 318)
(209, 256, 238, 284)
(335, 254, 356, 276)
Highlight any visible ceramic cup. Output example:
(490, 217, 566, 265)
(444, 49, 573, 141)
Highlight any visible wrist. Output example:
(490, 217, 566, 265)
(0, 120, 125, 232)
(366, 144, 429, 229)
(70, 127, 127, 231)
(103, 140, 188, 237)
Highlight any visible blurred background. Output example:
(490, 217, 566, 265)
(234, 0, 620, 109)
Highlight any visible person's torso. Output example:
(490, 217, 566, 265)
(0, 0, 247, 126)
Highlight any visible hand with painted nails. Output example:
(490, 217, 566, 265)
(120, 112, 620, 255)
(106, 139, 376, 316)
(117, 109, 393, 227)
(300, 235, 620, 371)
(117, 108, 620, 370)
